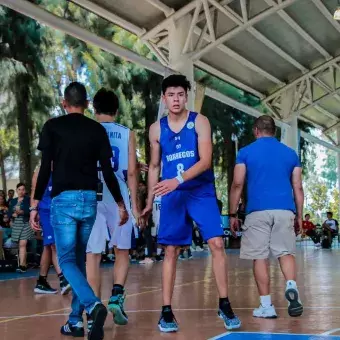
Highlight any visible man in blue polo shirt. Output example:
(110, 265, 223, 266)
(229, 115, 304, 319)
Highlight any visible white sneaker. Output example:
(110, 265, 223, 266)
(315, 243, 321, 248)
(253, 305, 277, 319)
(285, 282, 303, 317)
(139, 258, 154, 264)
(196, 247, 204, 252)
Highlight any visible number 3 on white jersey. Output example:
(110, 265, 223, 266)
(177, 163, 184, 176)
(111, 146, 120, 172)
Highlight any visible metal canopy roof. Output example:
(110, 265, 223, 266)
(73, 0, 340, 138)
(2, 0, 340, 150)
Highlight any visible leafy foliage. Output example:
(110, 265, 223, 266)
(0, 0, 321, 216)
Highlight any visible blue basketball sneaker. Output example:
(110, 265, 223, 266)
(108, 290, 128, 325)
(218, 309, 241, 330)
(158, 307, 179, 333)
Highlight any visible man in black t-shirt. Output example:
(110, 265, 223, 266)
(30, 82, 128, 340)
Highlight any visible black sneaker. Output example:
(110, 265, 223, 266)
(34, 281, 58, 294)
(155, 255, 163, 262)
(86, 314, 104, 339)
(158, 308, 179, 333)
(60, 321, 84, 337)
(108, 290, 128, 325)
(88, 304, 107, 340)
(16, 266, 27, 273)
(60, 277, 71, 296)
(86, 314, 93, 333)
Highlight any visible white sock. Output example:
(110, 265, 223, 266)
(157, 248, 162, 255)
(260, 295, 272, 308)
(287, 280, 297, 289)
(145, 248, 148, 256)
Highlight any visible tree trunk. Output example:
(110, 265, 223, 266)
(0, 144, 7, 194)
(143, 87, 155, 165)
(226, 136, 236, 196)
(16, 74, 32, 191)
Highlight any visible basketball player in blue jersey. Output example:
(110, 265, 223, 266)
(141, 75, 241, 332)
(86, 89, 141, 328)
(30, 166, 71, 295)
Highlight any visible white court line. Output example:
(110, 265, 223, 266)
(321, 329, 340, 336)
(3, 306, 340, 320)
(209, 332, 230, 340)
(208, 331, 340, 340)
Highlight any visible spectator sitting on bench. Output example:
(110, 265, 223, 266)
(303, 214, 320, 247)
(322, 211, 339, 247)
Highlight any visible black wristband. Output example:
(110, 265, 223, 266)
(228, 213, 237, 218)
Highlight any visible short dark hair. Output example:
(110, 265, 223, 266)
(8, 189, 14, 193)
(162, 74, 191, 94)
(305, 213, 310, 218)
(93, 88, 119, 116)
(253, 115, 276, 135)
(64, 82, 87, 108)
(16, 182, 25, 189)
(327, 211, 333, 216)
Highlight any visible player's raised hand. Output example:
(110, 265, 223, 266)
(153, 178, 179, 196)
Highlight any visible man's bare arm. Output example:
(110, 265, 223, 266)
(182, 114, 212, 182)
(291, 167, 304, 218)
(145, 122, 161, 209)
(30, 167, 40, 208)
(229, 164, 246, 214)
(127, 131, 139, 215)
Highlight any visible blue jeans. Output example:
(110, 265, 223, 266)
(51, 190, 99, 324)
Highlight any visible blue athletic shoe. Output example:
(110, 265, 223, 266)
(158, 311, 179, 333)
(218, 309, 241, 330)
(108, 292, 128, 325)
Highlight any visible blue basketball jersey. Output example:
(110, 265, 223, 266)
(39, 176, 52, 210)
(160, 111, 214, 190)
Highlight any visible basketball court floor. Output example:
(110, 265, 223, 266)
(1, 248, 340, 340)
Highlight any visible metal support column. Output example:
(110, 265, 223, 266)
(280, 89, 299, 153)
(337, 128, 340, 219)
(168, 15, 195, 110)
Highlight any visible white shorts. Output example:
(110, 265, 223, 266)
(87, 200, 133, 254)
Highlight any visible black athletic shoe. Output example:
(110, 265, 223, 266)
(86, 314, 104, 339)
(155, 255, 163, 262)
(60, 277, 71, 296)
(60, 321, 85, 337)
(34, 281, 58, 294)
(88, 304, 107, 340)
(16, 266, 27, 273)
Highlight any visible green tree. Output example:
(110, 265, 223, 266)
(0, 4, 54, 189)
(329, 189, 339, 221)
(305, 176, 329, 224)
(321, 149, 337, 189)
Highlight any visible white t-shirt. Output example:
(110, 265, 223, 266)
(325, 219, 338, 231)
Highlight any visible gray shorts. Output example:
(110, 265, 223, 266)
(240, 210, 296, 260)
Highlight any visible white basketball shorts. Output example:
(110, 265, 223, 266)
(86, 191, 133, 253)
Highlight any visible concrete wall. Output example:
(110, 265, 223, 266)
(0, 178, 20, 193)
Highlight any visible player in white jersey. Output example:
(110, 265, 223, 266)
(152, 196, 161, 237)
(152, 196, 164, 261)
(86, 89, 140, 327)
